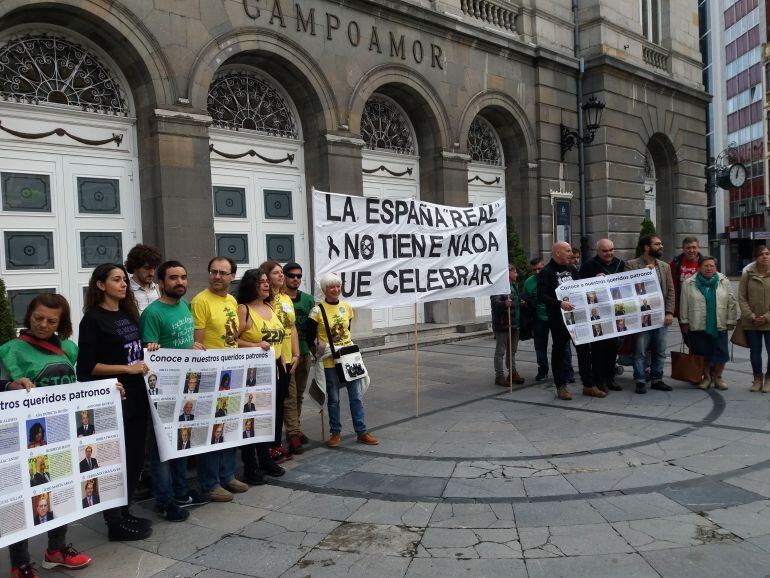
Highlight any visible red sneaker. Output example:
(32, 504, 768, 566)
(42, 544, 91, 569)
(10, 563, 38, 578)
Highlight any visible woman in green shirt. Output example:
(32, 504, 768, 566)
(0, 294, 92, 577)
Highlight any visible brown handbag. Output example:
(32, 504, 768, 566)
(670, 344, 704, 384)
(730, 322, 748, 348)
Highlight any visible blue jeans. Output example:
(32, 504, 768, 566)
(149, 437, 189, 506)
(746, 330, 770, 375)
(325, 368, 366, 435)
(197, 448, 236, 492)
(633, 326, 667, 383)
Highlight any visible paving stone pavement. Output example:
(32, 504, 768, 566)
(8, 327, 770, 577)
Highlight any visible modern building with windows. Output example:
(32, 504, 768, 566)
(703, 0, 767, 273)
(0, 0, 707, 332)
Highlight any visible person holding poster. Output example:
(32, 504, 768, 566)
(262, 260, 298, 463)
(77, 263, 152, 541)
(490, 264, 524, 386)
(679, 256, 737, 390)
(237, 267, 287, 484)
(307, 273, 378, 447)
(283, 261, 315, 455)
(0, 293, 92, 574)
(142, 260, 213, 518)
(578, 239, 626, 393)
(538, 242, 604, 400)
(191, 256, 248, 502)
(626, 235, 676, 394)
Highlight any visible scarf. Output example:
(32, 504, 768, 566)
(694, 273, 718, 337)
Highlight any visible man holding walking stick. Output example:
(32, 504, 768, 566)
(491, 264, 524, 387)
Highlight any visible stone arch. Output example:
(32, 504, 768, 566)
(188, 29, 339, 133)
(0, 0, 175, 110)
(349, 64, 452, 203)
(459, 91, 538, 250)
(645, 132, 678, 252)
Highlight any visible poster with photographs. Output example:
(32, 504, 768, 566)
(0, 380, 127, 549)
(144, 348, 276, 461)
(555, 268, 664, 345)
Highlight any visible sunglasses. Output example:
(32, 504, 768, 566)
(285, 273, 302, 279)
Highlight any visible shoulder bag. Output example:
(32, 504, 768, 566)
(317, 302, 368, 383)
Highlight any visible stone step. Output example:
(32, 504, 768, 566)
(356, 321, 492, 356)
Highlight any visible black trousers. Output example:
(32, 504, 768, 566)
(591, 337, 619, 387)
(548, 314, 572, 388)
(105, 385, 149, 523)
(575, 343, 595, 388)
(9, 525, 66, 567)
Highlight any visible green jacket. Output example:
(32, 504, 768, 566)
(523, 275, 547, 321)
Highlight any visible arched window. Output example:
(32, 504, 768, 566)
(467, 117, 503, 166)
(0, 33, 129, 116)
(361, 95, 416, 155)
(207, 71, 299, 139)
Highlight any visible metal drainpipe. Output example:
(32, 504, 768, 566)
(574, 0, 588, 262)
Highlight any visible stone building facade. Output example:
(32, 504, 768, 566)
(0, 0, 707, 330)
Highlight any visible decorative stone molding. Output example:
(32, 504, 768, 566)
(642, 43, 669, 71)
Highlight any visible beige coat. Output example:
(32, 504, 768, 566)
(738, 262, 770, 330)
(625, 256, 676, 315)
(679, 273, 737, 331)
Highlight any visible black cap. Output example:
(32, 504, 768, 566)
(283, 262, 302, 273)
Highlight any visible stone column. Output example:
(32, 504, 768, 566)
(139, 109, 214, 292)
(425, 151, 477, 324)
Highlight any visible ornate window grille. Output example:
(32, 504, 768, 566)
(207, 71, 298, 139)
(468, 117, 503, 166)
(361, 96, 416, 155)
(0, 34, 129, 116)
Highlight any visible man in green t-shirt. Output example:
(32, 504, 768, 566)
(282, 262, 315, 454)
(140, 260, 211, 522)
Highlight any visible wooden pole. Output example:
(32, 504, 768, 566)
(414, 302, 420, 417)
(507, 305, 513, 393)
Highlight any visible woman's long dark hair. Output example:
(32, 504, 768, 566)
(236, 268, 275, 305)
(83, 263, 140, 322)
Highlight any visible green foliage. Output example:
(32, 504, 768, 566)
(506, 217, 530, 291)
(0, 278, 15, 346)
(635, 218, 658, 257)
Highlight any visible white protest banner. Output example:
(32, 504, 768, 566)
(555, 268, 665, 345)
(0, 380, 127, 549)
(312, 190, 510, 308)
(145, 348, 275, 461)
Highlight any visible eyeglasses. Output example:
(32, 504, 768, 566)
(209, 269, 232, 277)
(285, 273, 302, 279)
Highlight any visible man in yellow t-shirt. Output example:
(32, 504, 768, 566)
(189, 256, 247, 502)
(307, 272, 377, 448)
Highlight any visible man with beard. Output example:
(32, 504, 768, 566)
(579, 239, 625, 392)
(538, 241, 606, 400)
(626, 235, 676, 394)
(141, 261, 211, 521)
(126, 244, 162, 315)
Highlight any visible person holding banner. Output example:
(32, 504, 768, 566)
(191, 256, 248, 502)
(0, 293, 93, 575)
(141, 260, 210, 521)
(283, 261, 315, 455)
(626, 235, 676, 395)
(490, 264, 524, 386)
(679, 256, 737, 390)
(237, 267, 288, 484)
(77, 263, 153, 541)
(538, 242, 603, 400)
(578, 239, 626, 393)
(307, 273, 378, 447)
(262, 260, 299, 463)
